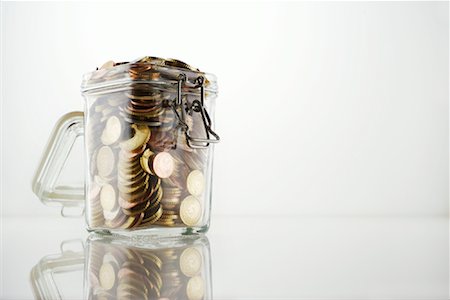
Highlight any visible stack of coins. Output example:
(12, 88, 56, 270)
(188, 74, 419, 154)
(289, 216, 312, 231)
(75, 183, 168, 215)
(86, 56, 211, 230)
(87, 239, 207, 300)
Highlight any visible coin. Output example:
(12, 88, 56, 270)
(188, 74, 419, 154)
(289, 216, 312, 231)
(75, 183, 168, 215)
(90, 197, 105, 227)
(103, 207, 121, 221)
(107, 95, 124, 107)
(89, 182, 102, 199)
(179, 247, 202, 277)
(120, 124, 150, 151)
(152, 152, 174, 179)
(100, 184, 117, 211)
(186, 170, 205, 196)
(101, 116, 122, 145)
(118, 175, 149, 194)
(86, 56, 214, 231)
(180, 195, 202, 226)
(103, 252, 120, 266)
(140, 205, 163, 225)
(122, 199, 151, 216)
(120, 212, 144, 229)
(186, 276, 204, 300)
(99, 262, 116, 290)
(94, 174, 112, 186)
(96, 146, 115, 178)
(105, 212, 127, 228)
(140, 149, 153, 174)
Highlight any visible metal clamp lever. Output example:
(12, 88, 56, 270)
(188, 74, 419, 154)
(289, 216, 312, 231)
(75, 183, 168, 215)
(173, 74, 220, 149)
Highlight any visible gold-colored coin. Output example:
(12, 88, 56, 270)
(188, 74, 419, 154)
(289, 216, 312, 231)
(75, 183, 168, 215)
(180, 195, 202, 226)
(120, 212, 144, 229)
(180, 247, 203, 277)
(140, 149, 153, 174)
(120, 124, 150, 151)
(117, 175, 149, 194)
(186, 276, 205, 300)
(140, 205, 163, 225)
(186, 170, 205, 196)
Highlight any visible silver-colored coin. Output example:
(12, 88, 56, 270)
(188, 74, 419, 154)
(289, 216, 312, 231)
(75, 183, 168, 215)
(180, 195, 202, 226)
(96, 146, 115, 178)
(99, 262, 116, 290)
(186, 276, 205, 300)
(101, 116, 122, 145)
(186, 170, 205, 196)
(179, 247, 203, 277)
(100, 184, 116, 211)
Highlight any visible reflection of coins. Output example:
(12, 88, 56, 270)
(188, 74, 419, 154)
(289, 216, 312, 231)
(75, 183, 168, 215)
(180, 247, 202, 277)
(186, 276, 205, 300)
(99, 262, 116, 290)
(152, 152, 174, 178)
(187, 170, 204, 196)
(96, 146, 115, 178)
(180, 196, 202, 226)
(101, 116, 122, 145)
(100, 184, 116, 211)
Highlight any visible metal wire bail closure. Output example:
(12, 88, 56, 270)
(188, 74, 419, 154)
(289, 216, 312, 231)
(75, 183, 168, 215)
(173, 74, 220, 149)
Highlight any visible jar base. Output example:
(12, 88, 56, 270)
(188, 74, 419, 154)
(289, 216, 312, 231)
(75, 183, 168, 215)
(87, 224, 210, 238)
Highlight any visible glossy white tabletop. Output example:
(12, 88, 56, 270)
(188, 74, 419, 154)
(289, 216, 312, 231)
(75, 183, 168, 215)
(1, 215, 448, 299)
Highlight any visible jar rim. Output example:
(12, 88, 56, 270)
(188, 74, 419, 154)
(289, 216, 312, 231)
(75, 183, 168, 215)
(81, 58, 218, 94)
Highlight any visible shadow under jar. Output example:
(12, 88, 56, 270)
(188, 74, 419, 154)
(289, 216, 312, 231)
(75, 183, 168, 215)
(33, 57, 220, 236)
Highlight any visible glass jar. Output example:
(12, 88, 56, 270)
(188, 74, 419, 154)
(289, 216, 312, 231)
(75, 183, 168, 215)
(33, 57, 219, 235)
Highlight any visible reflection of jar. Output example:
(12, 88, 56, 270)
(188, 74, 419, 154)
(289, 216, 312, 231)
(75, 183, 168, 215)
(30, 235, 212, 300)
(33, 57, 220, 235)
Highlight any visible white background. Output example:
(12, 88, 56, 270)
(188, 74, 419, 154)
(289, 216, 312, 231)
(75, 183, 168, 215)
(1, 2, 449, 299)
(1, 2, 448, 217)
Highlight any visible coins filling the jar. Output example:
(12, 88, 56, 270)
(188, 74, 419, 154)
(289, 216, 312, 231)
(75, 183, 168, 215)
(86, 57, 213, 230)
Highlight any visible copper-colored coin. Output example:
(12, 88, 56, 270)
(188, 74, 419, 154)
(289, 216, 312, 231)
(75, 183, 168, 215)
(152, 152, 174, 179)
